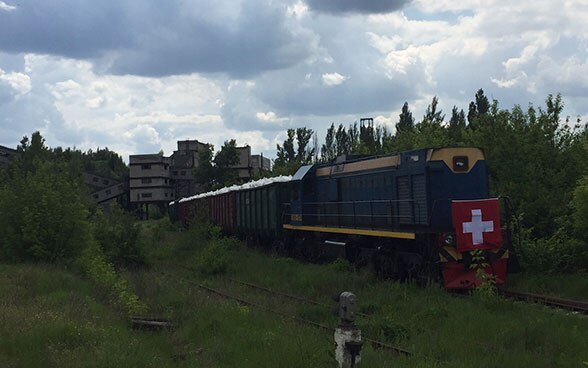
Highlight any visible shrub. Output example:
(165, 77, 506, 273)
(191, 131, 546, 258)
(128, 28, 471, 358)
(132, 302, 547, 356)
(518, 231, 588, 273)
(76, 240, 147, 316)
(182, 217, 222, 249)
(195, 240, 233, 276)
(92, 204, 144, 267)
(328, 257, 353, 272)
(151, 216, 176, 242)
(0, 160, 90, 263)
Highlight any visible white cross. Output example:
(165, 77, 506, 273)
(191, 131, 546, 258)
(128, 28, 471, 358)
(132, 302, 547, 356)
(462, 209, 494, 245)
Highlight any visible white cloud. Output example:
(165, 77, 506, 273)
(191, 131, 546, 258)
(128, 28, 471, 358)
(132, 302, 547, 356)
(321, 72, 348, 86)
(255, 111, 287, 122)
(287, 1, 309, 19)
(0, 1, 16, 11)
(0, 69, 31, 94)
(490, 77, 520, 89)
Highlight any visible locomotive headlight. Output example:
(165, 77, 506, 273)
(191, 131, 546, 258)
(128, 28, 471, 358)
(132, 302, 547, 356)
(442, 233, 456, 246)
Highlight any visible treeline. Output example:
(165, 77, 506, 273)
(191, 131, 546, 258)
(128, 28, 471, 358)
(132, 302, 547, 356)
(272, 90, 588, 273)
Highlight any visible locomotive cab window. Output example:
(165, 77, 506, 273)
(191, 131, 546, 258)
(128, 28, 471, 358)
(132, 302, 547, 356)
(453, 156, 469, 172)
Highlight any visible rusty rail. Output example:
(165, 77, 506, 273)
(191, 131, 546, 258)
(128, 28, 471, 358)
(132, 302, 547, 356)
(499, 289, 588, 314)
(225, 277, 372, 318)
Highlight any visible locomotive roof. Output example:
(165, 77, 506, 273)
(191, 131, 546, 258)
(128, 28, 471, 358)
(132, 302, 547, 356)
(314, 147, 484, 177)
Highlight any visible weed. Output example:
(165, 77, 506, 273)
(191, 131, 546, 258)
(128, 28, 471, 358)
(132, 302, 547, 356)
(76, 240, 147, 316)
(328, 257, 353, 272)
(470, 249, 497, 299)
(195, 240, 233, 276)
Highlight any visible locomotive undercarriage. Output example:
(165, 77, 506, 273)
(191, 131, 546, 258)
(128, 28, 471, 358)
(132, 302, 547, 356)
(280, 230, 441, 286)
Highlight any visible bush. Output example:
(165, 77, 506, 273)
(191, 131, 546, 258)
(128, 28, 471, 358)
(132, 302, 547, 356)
(518, 231, 588, 273)
(76, 240, 147, 316)
(195, 238, 235, 276)
(328, 258, 353, 272)
(151, 216, 176, 242)
(182, 218, 222, 249)
(92, 204, 144, 267)
(0, 160, 90, 263)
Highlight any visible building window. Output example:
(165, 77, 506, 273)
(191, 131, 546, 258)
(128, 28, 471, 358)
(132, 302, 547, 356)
(172, 171, 178, 175)
(103, 179, 109, 185)
(93, 194, 99, 199)
(180, 171, 186, 176)
(141, 164, 151, 170)
(164, 193, 168, 197)
(92, 177, 99, 182)
(141, 178, 152, 184)
(141, 193, 153, 198)
(105, 189, 112, 195)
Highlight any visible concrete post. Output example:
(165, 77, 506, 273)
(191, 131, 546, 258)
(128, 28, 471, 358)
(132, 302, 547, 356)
(334, 292, 362, 368)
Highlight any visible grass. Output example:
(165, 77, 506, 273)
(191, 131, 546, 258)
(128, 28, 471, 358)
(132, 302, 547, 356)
(1, 219, 588, 367)
(506, 272, 588, 301)
(0, 264, 192, 367)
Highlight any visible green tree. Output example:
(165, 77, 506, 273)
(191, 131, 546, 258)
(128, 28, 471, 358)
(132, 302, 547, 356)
(356, 118, 383, 155)
(384, 102, 416, 153)
(274, 127, 315, 175)
(213, 139, 240, 187)
(413, 96, 450, 148)
(396, 102, 415, 133)
(448, 106, 466, 144)
(193, 143, 215, 191)
(467, 88, 490, 127)
(466, 94, 585, 238)
(0, 158, 90, 262)
(321, 123, 337, 162)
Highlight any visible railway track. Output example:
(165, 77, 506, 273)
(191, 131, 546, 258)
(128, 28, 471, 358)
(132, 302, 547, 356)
(174, 265, 411, 356)
(225, 277, 372, 318)
(197, 283, 412, 357)
(498, 289, 588, 314)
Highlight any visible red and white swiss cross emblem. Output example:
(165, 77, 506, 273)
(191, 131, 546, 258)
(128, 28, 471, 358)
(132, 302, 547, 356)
(451, 198, 502, 252)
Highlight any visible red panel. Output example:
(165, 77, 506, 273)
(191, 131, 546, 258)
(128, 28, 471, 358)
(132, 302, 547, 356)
(442, 259, 507, 289)
(452, 198, 502, 252)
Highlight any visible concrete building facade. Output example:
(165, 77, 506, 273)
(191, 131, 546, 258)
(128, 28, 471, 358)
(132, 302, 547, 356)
(129, 154, 174, 204)
(170, 139, 208, 199)
(251, 154, 271, 176)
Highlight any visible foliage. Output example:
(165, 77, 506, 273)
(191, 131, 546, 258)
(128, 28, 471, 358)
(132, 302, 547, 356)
(193, 142, 216, 191)
(328, 257, 353, 272)
(572, 174, 588, 244)
(195, 240, 232, 276)
(92, 204, 144, 267)
(0, 157, 90, 263)
(469, 249, 497, 298)
(213, 139, 241, 187)
(274, 127, 315, 175)
(193, 140, 241, 190)
(76, 240, 147, 316)
(467, 95, 586, 238)
(518, 231, 588, 274)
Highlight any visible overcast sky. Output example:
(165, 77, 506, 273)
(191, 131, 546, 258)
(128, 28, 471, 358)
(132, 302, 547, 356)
(1, 0, 587, 160)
